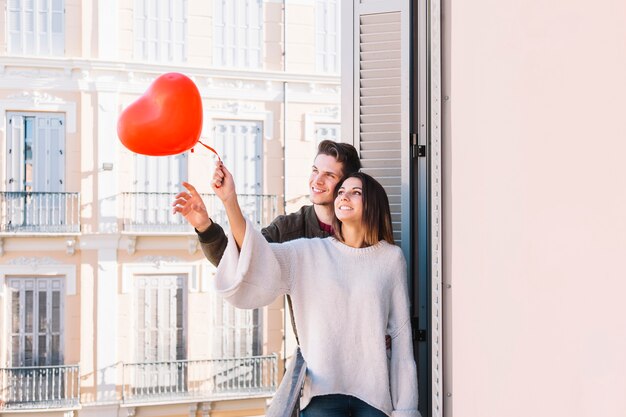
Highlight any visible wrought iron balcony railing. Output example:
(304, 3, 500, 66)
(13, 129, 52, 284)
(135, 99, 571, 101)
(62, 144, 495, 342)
(122, 192, 278, 233)
(121, 355, 278, 404)
(0, 365, 80, 410)
(0, 192, 80, 233)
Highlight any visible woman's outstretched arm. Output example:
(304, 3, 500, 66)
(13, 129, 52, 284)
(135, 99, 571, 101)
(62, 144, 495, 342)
(212, 161, 246, 251)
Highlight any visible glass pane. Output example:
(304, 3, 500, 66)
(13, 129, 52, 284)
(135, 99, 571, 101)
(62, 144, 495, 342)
(51, 335, 61, 364)
(39, 290, 47, 331)
(24, 335, 34, 366)
(39, 335, 47, 364)
(25, 290, 34, 333)
(25, 11, 35, 33)
(52, 0, 63, 11)
(12, 336, 21, 365)
(51, 12, 62, 32)
(9, 11, 21, 30)
(12, 290, 21, 333)
(38, 12, 48, 31)
(52, 291, 61, 332)
(177, 329, 184, 359)
(176, 288, 183, 328)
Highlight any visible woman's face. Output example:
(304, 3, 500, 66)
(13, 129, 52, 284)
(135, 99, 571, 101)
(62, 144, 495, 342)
(334, 177, 363, 225)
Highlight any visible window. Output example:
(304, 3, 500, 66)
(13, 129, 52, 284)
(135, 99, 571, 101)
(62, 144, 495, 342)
(135, 275, 186, 362)
(8, 277, 64, 367)
(213, 0, 263, 68)
(4, 113, 71, 233)
(131, 153, 187, 228)
(315, 0, 340, 73)
(7, 0, 65, 56)
(134, 153, 187, 194)
(212, 294, 261, 358)
(315, 123, 341, 145)
(6, 113, 65, 193)
(133, 275, 186, 392)
(134, 0, 187, 62)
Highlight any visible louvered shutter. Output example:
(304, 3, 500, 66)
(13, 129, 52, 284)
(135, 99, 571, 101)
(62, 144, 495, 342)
(354, 1, 410, 251)
(347, 2, 444, 417)
(48, 117, 65, 192)
(213, 120, 262, 195)
(7, 114, 24, 192)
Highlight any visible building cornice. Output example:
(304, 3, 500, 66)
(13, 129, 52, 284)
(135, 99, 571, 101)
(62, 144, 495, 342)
(0, 56, 340, 85)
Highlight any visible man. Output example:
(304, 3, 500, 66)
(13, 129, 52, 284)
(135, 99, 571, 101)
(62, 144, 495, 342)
(173, 140, 361, 266)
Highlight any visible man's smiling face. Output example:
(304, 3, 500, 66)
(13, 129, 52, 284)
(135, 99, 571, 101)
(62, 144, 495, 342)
(308, 154, 344, 206)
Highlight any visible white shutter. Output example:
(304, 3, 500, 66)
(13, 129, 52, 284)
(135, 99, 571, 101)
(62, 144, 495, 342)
(346, 2, 444, 417)
(48, 117, 65, 192)
(213, 120, 262, 195)
(354, 1, 409, 250)
(7, 114, 24, 192)
(51, 0, 65, 55)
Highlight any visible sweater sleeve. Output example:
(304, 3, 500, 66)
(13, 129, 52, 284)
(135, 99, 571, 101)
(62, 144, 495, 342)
(197, 221, 228, 267)
(387, 252, 421, 417)
(214, 218, 294, 309)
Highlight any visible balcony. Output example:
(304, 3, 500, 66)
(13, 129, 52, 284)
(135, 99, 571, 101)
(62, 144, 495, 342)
(121, 355, 278, 405)
(0, 192, 80, 234)
(121, 192, 278, 233)
(0, 365, 80, 411)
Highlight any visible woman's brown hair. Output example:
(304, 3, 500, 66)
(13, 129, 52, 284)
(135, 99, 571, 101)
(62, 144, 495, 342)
(332, 172, 395, 246)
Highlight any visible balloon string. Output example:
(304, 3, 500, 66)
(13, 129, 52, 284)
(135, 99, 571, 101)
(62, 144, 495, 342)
(192, 140, 221, 161)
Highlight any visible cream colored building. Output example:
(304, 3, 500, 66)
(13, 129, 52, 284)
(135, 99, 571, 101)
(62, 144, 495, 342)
(0, 1, 340, 416)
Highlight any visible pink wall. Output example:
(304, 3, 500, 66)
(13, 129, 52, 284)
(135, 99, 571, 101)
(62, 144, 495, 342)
(442, 1, 626, 416)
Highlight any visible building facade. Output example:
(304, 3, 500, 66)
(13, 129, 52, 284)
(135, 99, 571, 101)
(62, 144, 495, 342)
(0, 1, 341, 416)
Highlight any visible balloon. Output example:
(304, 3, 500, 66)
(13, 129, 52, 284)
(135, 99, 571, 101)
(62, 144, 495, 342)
(117, 72, 203, 156)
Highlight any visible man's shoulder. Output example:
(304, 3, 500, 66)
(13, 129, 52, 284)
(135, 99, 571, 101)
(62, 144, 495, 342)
(271, 205, 313, 227)
(263, 205, 319, 242)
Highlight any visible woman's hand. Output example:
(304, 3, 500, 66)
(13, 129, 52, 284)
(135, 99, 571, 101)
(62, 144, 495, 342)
(212, 161, 246, 251)
(172, 182, 212, 232)
(212, 161, 237, 203)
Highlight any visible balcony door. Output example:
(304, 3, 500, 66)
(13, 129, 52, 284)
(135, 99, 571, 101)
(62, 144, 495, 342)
(212, 120, 263, 226)
(5, 112, 66, 231)
(134, 275, 186, 392)
(133, 153, 188, 228)
(6, 277, 64, 404)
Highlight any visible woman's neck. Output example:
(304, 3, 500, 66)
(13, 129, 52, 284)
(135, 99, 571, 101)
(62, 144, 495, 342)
(339, 223, 367, 248)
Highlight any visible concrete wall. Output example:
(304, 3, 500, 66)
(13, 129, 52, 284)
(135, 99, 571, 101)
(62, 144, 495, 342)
(442, 1, 626, 416)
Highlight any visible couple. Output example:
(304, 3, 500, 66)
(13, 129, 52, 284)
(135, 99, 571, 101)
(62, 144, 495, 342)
(173, 141, 419, 417)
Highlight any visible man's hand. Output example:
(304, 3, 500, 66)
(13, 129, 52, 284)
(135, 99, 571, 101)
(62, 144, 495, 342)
(172, 182, 212, 232)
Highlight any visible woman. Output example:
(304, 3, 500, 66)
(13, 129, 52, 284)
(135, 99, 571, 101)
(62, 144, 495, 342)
(210, 163, 419, 417)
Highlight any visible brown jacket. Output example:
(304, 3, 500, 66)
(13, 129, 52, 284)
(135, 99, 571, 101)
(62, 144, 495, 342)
(197, 205, 333, 267)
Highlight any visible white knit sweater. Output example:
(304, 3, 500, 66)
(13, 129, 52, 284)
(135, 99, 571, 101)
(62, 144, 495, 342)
(214, 219, 420, 417)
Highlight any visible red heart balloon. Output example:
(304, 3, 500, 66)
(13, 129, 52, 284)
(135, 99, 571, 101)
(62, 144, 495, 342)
(117, 72, 203, 156)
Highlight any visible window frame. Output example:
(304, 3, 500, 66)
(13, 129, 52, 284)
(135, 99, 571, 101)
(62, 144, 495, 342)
(7, 277, 65, 367)
(212, 0, 264, 69)
(7, 0, 65, 56)
(134, 0, 188, 63)
(315, 0, 341, 74)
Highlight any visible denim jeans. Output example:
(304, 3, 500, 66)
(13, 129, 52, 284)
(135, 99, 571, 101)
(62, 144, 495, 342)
(302, 394, 387, 417)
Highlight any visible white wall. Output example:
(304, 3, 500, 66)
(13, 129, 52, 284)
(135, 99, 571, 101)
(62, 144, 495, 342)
(442, 1, 626, 416)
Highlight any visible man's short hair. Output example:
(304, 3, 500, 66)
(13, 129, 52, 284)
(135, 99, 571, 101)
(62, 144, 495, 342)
(317, 140, 361, 177)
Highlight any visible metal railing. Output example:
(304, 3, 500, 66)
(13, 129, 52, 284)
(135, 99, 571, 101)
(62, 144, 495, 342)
(0, 192, 80, 233)
(0, 365, 80, 410)
(122, 192, 278, 233)
(122, 355, 278, 404)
